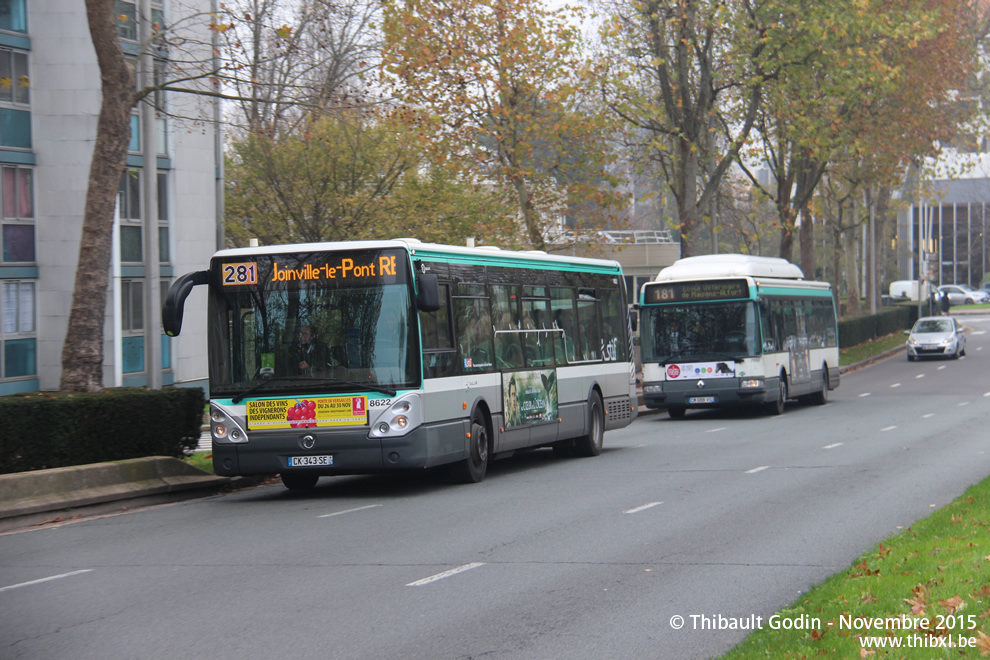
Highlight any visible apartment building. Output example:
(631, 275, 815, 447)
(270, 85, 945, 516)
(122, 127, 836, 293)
(0, 0, 219, 395)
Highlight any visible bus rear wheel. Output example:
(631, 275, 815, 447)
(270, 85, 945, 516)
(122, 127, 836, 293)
(574, 392, 604, 457)
(281, 472, 319, 491)
(452, 412, 489, 483)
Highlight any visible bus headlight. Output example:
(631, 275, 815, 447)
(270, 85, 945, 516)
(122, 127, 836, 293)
(211, 403, 249, 444)
(370, 395, 421, 439)
(739, 378, 765, 392)
(643, 384, 663, 394)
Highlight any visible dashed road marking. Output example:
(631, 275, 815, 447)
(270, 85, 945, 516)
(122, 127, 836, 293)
(823, 442, 843, 450)
(406, 562, 485, 586)
(318, 504, 382, 518)
(746, 466, 770, 474)
(624, 502, 663, 514)
(0, 570, 93, 593)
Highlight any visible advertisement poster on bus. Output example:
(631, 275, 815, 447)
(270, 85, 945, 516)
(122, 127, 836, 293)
(503, 369, 557, 428)
(245, 396, 369, 430)
(664, 361, 736, 381)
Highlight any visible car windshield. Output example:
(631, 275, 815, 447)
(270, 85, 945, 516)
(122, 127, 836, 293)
(914, 320, 952, 333)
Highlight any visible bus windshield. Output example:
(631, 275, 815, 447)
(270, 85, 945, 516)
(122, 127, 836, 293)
(640, 301, 760, 363)
(207, 248, 420, 398)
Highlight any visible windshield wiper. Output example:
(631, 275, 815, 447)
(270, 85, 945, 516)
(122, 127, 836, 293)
(231, 376, 397, 404)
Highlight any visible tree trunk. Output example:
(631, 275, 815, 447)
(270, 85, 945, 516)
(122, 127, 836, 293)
(60, 0, 135, 391)
(799, 205, 815, 278)
(843, 227, 862, 315)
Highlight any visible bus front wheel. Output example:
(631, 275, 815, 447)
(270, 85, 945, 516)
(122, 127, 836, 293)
(453, 412, 489, 483)
(766, 374, 787, 415)
(667, 406, 686, 419)
(574, 392, 604, 457)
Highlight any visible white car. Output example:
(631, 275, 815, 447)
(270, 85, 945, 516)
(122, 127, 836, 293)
(906, 316, 966, 360)
(938, 284, 989, 305)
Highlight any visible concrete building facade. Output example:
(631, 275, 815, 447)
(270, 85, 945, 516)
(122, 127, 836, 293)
(0, 0, 219, 396)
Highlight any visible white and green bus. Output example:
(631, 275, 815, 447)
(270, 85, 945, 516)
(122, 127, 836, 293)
(163, 239, 637, 489)
(639, 254, 839, 419)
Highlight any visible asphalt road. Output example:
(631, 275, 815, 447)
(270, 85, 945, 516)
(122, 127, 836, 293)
(2, 315, 990, 659)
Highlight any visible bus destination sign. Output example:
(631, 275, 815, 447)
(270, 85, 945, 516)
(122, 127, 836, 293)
(645, 278, 750, 304)
(220, 250, 406, 287)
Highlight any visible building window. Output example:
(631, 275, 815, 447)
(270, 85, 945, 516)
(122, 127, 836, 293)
(0, 48, 29, 105)
(1, 165, 33, 262)
(1, 280, 35, 378)
(118, 169, 169, 263)
(0, 0, 27, 34)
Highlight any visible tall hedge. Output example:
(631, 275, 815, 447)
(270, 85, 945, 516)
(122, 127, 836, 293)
(837, 305, 918, 348)
(0, 387, 204, 474)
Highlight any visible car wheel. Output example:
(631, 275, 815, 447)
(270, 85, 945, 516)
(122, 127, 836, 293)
(907, 354, 915, 362)
(667, 406, 686, 419)
(574, 392, 604, 457)
(280, 472, 319, 491)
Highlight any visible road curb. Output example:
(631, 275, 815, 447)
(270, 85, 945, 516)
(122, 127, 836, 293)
(0, 457, 235, 521)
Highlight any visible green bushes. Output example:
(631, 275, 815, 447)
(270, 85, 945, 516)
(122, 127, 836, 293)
(0, 387, 204, 474)
(837, 305, 917, 348)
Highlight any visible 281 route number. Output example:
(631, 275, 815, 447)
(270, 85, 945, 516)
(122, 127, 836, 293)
(222, 262, 258, 286)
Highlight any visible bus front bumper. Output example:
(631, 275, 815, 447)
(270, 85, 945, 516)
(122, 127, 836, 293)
(212, 418, 469, 477)
(641, 378, 772, 409)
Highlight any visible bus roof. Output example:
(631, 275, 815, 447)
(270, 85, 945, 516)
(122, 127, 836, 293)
(654, 254, 805, 281)
(213, 238, 624, 273)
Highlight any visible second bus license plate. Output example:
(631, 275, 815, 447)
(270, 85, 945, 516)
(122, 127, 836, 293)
(288, 455, 332, 467)
(688, 396, 716, 404)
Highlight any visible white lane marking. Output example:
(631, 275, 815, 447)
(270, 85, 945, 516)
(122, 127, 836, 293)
(318, 504, 382, 519)
(859, 393, 871, 397)
(706, 427, 727, 433)
(624, 501, 663, 514)
(923, 413, 935, 418)
(938, 365, 947, 370)
(0, 569, 93, 593)
(971, 330, 987, 335)
(822, 442, 843, 450)
(958, 402, 970, 407)
(984, 392, 990, 397)
(890, 383, 901, 388)
(915, 374, 925, 379)
(406, 562, 485, 587)
(881, 426, 897, 432)
(746, 466, 770, 474)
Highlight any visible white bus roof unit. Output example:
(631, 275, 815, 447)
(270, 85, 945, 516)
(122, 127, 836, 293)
(654, 254, 805, 282)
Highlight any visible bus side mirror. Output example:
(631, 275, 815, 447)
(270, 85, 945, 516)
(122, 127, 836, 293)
(416, 273, 440, 312)
(629, 307, 638, 333)
(162, 270, 210, 337)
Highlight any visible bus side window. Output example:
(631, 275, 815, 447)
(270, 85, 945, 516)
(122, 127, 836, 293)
(491, 285, 524, 369)
(576, 288, 600, 361)
(420, 283, 456, 378)
(550, 287, 576, 366)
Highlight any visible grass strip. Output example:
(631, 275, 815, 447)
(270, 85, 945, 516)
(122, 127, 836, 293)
(721, 477, 990, 658)
(840, 333, 907, 367)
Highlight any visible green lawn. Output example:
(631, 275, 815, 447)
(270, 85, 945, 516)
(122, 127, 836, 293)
(721, 478, 990, 658)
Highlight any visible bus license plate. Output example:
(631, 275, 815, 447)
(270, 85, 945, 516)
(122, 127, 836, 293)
(288, 455, 332, 467)
(688, 396, 716, 404)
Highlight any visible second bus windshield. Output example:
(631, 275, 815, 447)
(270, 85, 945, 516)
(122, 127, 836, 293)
(640, 301, 760, 363)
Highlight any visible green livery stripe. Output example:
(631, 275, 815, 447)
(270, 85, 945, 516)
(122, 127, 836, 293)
(408, 248, 621, 274)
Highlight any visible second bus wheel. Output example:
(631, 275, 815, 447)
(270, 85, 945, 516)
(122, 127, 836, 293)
(573, 391, 604, 457)
(452, 412, 490, 483)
